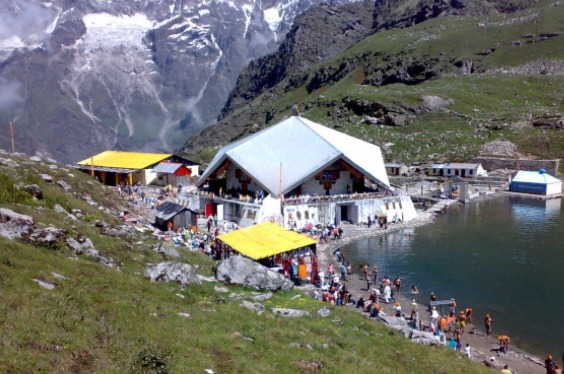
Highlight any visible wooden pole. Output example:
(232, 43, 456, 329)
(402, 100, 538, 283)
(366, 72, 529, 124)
(279, 162, 283, 226)
(90, 156, 95, 177)
(9, 121, 15, 153)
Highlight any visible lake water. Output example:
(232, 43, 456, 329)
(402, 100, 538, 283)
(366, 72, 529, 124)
(342, 194, 563, 357)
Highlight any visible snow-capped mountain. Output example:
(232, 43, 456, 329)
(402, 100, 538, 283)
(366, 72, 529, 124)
(0, 0, 359, 163)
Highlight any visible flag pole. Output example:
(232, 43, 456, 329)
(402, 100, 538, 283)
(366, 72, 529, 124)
(279, 162, 283, 226)
(9, 121, 15, 153)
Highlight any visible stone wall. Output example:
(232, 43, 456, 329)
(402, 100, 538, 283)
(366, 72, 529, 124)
(472, 157, 560, 176)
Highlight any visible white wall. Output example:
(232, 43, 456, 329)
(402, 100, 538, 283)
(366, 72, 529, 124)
(547, 182, 562, 195)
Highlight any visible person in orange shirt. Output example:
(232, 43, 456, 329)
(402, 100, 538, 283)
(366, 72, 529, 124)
(497, 335, 510, 354)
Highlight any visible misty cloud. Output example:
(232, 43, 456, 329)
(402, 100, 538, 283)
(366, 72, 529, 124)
(0, 77, 24, 111)
(0, 0, 56, 40)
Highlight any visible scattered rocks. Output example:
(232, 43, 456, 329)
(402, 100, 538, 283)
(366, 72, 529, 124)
(29, 156, 42, 162)
(65, 236, 116, 268)
(240, 300, 265, 314)
(479, 140, 520, 157)
(0, 208, 34, 240)
(214, 286, 229, 293)
(252, 292, 273, 301)
(152, 242, 180, 258)
(54, 204, 78, 221)
(0, 157, 19, 168)
(25, 226, 67, 247)
(39, 174, 53, 183)
(419, 95, 454, 112)
(100, 225, 133, 237)
(23, 184, 43, 200)
(144, 262, 202, 286)
(294, 360, 322, 373)
(215, 256, 294, 291)
(33, 279, 55, 290)
(317, 306, 331, 318)
(272, 308, 311, 318)
(289, 342, 313, 350)
(51, 272, 69, 280)
(178, 312, 191, 318)
(57, 180, 72, 191)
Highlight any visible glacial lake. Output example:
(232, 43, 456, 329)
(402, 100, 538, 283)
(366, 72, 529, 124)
(342, 194, 563, 358)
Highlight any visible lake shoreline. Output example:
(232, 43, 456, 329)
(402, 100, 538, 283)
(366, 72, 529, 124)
(314, 193, 547, 373)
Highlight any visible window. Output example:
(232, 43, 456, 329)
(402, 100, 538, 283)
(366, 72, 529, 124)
(304, 211, 310, 220)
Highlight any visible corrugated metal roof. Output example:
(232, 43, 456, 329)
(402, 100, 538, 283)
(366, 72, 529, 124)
(198, 116, 390, 196)
(154, 201, 190, 221)
(152, 162, 183, 174)
(77, 151, 173, 170)
(512, 170, 561, 184)
(432, 163, 480, 169)
(217, 221, 316, 260)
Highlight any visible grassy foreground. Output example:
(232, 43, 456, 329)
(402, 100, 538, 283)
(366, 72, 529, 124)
(0, 153, 492, 373)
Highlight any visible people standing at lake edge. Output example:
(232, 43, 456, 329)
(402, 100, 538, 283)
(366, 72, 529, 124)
(485, 314, 493, 337)
(316, 219, 550, 373)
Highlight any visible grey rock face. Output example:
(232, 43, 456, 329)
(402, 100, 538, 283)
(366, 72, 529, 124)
(26, 227, 67, 247)
(0, 157, 19, 168)
(0, 208, 35, 240)
(100, 225, 133, 237)
(33, 279, 55, 290)
(145, 262, 202, 286)
(24, 184, 43, 200)
(272, 308, 311, 317)
(39, 174, 53, 183)
(215, 256, 294, 291)
(240, 301, 266, 314)
(0, 0, 358, 163)
(57, 180, 72, 191)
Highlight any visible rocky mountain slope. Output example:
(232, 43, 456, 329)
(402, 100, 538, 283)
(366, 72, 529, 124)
(180, 0, 564, 167)
(0, 0, 359, 163)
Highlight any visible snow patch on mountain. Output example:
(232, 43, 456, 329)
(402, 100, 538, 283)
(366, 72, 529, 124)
(81, 13, 154, 50)
(264, 7, 282, 33)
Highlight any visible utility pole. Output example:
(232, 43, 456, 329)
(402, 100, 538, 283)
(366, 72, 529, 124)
(9, 121, 15, 152)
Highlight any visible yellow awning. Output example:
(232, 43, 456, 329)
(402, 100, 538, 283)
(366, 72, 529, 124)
(217, 221, 316, 260)
(77, 151, 173, 170)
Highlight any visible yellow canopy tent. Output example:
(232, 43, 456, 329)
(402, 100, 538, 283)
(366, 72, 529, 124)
(77, 151, 173, 170)
(217, 221, 316, 260)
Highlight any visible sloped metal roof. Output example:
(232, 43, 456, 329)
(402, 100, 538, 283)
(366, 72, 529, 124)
(512, 170, 562, 184)
(152, 162, 183, 174)
(154, 201, 191, 221)
(77, 151, 173, 170)
(197, 116, 390, 196)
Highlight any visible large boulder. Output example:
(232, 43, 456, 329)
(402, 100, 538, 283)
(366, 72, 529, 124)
(0, 208, 35, 239)
(24, 184, 43, 200)
(272, 308, 311, 317)
(145, 262, 202, 285)
(100, 224, 133, 237)
(25, 227, 67, 247)
(215, 256, 294, 291)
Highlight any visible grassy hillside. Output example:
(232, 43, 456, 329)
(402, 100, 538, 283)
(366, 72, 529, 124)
(0, 153, 494, 373)
(182, 0, 563, 171)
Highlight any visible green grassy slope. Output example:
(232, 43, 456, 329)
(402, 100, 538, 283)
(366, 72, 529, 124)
(186, 0, 563, 170)
(0, 154, 493, 373)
